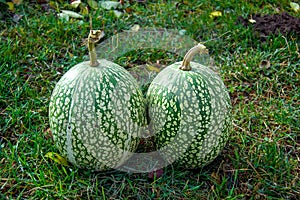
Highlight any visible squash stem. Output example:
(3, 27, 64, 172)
(180, 44, 208, 71)
(88, 30, 104, 67)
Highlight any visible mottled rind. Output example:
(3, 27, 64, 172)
(49, 59, 147, 171)
(147, 61, 231, 169)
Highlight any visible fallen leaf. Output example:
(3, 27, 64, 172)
(290, 2, 299, 13)
(6, 2, 14, 11)
(71, 0, 81, 8)
(147, 65, 161, 73)
(210, 11, 222, 18)
(61, 10, 84, 19)
(248, 19, 256, 23)
(124, 7, 133, 13)
(87, 0, 98, 9)
(211, 172, 221, 184)
(113, 10, 123, 18)
(58, 12, 70, 21)
(179, 29, 187, 35)
(68, 52, 74, 58)
(130, 24, 140, 31)
(259, 60, 271, 69)
(81, 6, 89, 15)
(43, 128, 53, 140)
(49, 1, 59, 9)
(101, 1, 120, 10)
(45, 152, 69, 166)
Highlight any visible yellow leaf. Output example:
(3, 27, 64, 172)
(6, 2, 14, 11)
(49, 1, 59, 9)
(147, 65, 161, 73)
(68, 52, 74, 58)
(45, 152, 69, 166)
(290, 2, 299, 13)
(210, 11, 222, 18)
(81, 6, 89, 15)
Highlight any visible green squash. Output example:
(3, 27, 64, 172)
(146, 44, 231, 169)
(49, 30, 147, 171)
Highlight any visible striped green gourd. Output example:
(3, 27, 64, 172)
(146, 44, 231, 169)
(49, 30, 147, 171)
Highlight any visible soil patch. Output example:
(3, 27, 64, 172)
(237, 12, 300, 39)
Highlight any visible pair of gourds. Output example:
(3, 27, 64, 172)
(49, 30, 231, 171)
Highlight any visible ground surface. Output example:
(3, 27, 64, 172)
(238, 12, 300, 38)
(0, 1, 299, 199)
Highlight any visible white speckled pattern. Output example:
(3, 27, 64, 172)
(49, 59, 147, 171)
(147, 61, 231, 169)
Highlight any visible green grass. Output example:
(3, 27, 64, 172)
(1, 0, 299, 199)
